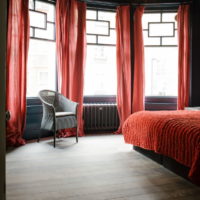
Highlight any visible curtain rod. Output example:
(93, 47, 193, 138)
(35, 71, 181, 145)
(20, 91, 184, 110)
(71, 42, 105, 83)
(41, 0, 192, 6)
(87, 5, 117, 11)
(131, 1, 192, 7)
(79, 0, 126, 7)
(36, 0, 56, 4)
(79, 0, 192, 7)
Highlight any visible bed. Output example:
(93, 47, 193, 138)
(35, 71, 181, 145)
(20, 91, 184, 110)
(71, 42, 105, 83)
(122, 110, 200, 185)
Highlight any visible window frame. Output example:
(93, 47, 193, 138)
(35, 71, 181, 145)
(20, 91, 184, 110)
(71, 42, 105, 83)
(25, 0, 57, 140)
(143, 7, 178, 110)
(84, 7, 117, 103)
(27, 0, 57, 105)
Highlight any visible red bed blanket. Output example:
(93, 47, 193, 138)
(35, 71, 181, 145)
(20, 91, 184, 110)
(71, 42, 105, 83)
(122, 110, 200, 184)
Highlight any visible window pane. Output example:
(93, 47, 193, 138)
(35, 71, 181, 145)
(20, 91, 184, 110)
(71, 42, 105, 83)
(35, 1, 55, 22)
(87, 35, 96, 43)
(142, 13, 160, 29)
(86, 21, 109, 35)
(98, 11, 116, 29)
(98, 30, 116, 45)
(27, 39, 56, 97)
(149, 23, 174, 37)
(84, 46, 117, 96)
(86, 10, 97, 20)
(30, 27, 34, 37)
(143, 30, 160, 46)
(29, 0, 34, 9)
(30, 11, 46, 29)
(162, 30, 178, 45)
(35, 23, 55, 40)
(162, 13, 177, 28)
(145, 47, 178, 96)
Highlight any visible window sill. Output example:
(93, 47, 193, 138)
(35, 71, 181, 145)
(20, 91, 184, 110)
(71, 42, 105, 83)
(145, 96, 177, 110)
(84, 95, 116, 103)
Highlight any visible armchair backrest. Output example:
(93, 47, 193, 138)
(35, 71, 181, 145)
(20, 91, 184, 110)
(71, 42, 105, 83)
(38, 90, 57, 106)
(38, 90, 78, 113)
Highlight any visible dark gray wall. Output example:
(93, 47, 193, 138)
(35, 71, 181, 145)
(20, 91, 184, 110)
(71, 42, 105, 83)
(190, 0, 200, 106)
(0, 0, 7, 199)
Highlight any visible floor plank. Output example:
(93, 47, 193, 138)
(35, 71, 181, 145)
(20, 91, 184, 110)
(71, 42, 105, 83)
(6, 134, 200, 200)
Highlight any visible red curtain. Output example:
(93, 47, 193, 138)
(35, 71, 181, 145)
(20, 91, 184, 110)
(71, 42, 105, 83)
(132, 6, 145, 113)
(6, 0, 29, 146)
(115, 6, 132, 133)
(177, 5, 190, 110)
(56, 0, 86, 136)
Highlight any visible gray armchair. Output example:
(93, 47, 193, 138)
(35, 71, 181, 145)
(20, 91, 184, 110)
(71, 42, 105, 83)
(38, 90, 78, 147)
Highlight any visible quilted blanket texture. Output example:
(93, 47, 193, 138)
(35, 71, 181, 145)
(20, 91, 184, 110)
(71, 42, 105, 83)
(122, 110, 200, 184)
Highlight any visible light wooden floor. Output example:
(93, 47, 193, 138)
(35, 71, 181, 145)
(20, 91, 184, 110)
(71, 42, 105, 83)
(6, 134, 200, 200)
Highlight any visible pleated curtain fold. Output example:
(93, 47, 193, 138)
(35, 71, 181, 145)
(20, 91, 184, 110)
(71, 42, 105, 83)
(177, 5, 190, 110)
(132, 6, 145, 113)
(115, 6, 132, 133)
(6, 0, 29, 146)
(56, 0, 86, 136)
(115, 6, 145, 133)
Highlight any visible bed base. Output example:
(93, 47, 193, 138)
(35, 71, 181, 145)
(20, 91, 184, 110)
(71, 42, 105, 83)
(133, 146, 190, 180)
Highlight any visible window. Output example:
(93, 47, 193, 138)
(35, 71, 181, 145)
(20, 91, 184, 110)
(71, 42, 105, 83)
(84, 9, 117, 96)
(143, 12, 178, 97)
(27, 0, 56, 97)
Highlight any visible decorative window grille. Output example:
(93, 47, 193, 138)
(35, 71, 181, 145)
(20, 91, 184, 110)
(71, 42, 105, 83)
(143, 12, 177, 47)
(86, 9, 116, 46)
(29, 0, 56, 41)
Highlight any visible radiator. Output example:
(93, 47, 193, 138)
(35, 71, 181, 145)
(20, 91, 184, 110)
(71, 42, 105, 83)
(83, 103, 120, 131)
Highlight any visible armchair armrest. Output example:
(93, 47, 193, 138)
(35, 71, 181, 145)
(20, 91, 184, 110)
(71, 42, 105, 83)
(40, 100, 56, 131)
(59, 96, 78, 114)
(40, 99, 56, 117)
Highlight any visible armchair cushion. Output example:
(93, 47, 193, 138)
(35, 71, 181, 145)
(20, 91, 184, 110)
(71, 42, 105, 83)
(56, 115, 77, 131)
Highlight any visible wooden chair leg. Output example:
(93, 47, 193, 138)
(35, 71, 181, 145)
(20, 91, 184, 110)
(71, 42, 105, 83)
(37, 131, 41, 143)
(76, 127, 78, 143)
(54, 130, 56, 148)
